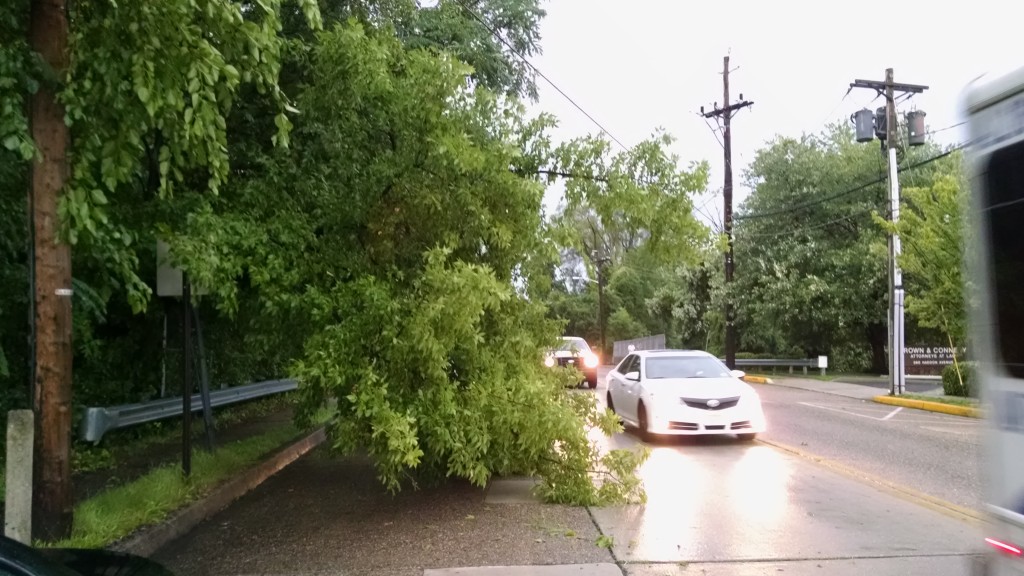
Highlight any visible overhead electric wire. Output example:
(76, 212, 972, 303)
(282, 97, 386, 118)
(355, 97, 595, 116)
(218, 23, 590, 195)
(819, 87, 853, 126)
(692, 190, 724, 232)
(925, 121, 966, 137)
(736, 205, 890, 240)
(735, 145, 964, 221)
(453, 0, 630, 151)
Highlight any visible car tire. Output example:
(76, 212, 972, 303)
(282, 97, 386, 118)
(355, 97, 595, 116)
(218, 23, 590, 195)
(637, 402, 653, 443)
(587, 377, 597, 389)
(738, 433, 757, 442)
(607, 392, 623, 425)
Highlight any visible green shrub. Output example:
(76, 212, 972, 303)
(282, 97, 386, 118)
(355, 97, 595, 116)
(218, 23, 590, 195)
(942, 362, 976, 397)
(735, 352, 780, 361)
(829, 343, 872, 373)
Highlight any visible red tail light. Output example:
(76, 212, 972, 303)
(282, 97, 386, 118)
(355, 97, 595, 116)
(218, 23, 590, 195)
(986, 537, 1023, 556)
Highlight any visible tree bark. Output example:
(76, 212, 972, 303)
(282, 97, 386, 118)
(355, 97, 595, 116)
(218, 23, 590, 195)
(867, 322, 888, 375)
(30, 0, 74, 541)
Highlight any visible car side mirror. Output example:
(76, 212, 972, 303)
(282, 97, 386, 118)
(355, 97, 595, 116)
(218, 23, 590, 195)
(625, 371, 640, 382)
(730, 369, 746, 379)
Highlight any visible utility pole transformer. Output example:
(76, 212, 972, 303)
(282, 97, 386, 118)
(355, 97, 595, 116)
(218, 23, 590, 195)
(850, 70, 928, 396)
(702, 56, 753, 369)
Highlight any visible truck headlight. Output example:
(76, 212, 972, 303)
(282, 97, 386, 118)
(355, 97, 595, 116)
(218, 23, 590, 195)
(583, 353, 599, 368)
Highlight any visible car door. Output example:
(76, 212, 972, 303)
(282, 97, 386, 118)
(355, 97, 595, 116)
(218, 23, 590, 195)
(612, 355, 641, 422)
(608, 355, 634, 415)
(619, 355, 643, 421)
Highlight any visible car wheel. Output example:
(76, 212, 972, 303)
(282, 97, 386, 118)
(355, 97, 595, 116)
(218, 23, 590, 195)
(738, 433, 757, 442)
(587, 377, 597, 389)
(637, 402, 652, 442)
(606, 392, 616, 413)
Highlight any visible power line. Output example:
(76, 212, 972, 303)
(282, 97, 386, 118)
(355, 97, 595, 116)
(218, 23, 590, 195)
(692, 192, 722, 229)
(925, 121, 966, 137)
(735, 145, 964, 221)
(737, 204, 890, 240)
(819, 87, 853, 126)
(452, 0, 629, 151)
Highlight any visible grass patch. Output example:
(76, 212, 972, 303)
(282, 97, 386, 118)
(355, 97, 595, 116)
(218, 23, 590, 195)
(41, 421, 309, 549)
(900, 393, 980, 407)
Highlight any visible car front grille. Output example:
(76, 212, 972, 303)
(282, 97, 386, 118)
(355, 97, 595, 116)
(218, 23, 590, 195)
(668, 420, 753, 431)
(681, 396, 740, 411)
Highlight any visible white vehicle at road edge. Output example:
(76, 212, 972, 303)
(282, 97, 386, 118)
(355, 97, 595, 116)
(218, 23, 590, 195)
(605, 349, 767, 441)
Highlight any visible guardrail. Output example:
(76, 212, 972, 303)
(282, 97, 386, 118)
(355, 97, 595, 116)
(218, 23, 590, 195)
(80, 379, 298, 444)
(726, 357, 828, 376)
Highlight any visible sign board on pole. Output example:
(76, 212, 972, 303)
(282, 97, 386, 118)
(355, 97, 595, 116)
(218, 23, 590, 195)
(156, 240, 207, 297)
(903, 345, 965, 376)
(817, 356, 828, 369)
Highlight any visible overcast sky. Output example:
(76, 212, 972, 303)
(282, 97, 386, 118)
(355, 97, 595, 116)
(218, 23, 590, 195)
(528, 0, 1024, 227)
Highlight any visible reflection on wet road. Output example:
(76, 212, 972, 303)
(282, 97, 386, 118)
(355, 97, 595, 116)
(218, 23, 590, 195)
(586, 368, 982, 574)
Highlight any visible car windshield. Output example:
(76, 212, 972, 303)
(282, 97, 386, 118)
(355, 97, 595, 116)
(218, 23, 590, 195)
(557, 339, 591, 353)
(645, 356, 732, 379)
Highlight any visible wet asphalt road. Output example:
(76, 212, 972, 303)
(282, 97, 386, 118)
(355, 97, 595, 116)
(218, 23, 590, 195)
(154, 367, 984, 575)
(755, 384, 983, 510)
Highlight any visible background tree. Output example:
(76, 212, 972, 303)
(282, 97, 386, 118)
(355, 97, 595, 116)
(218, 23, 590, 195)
(879, 150, 969, 351)
(733, 122, 959, 372)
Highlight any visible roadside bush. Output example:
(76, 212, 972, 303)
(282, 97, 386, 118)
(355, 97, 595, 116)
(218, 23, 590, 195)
(735, 352, 776, 360)
(942, 362, 977, 397)
(828, 343, 872, 374)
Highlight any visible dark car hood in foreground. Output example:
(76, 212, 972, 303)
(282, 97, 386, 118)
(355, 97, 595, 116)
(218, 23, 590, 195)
(42, 548, 175, 576)
(2, 535, 174, 576)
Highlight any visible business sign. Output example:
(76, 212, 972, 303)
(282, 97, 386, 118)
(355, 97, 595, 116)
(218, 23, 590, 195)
(903, 345, 965, 375)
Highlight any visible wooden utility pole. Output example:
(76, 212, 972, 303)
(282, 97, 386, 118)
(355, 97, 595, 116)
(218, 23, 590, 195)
(850, 70, 928, 396)
(29, 0, 74, 540)
(701, 56, 752, 369)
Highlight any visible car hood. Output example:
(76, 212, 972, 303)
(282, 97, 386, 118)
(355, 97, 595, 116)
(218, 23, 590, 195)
(42, 548, 176, 575)
(644, 377, 756, 400)
(552, 350, 582, 358)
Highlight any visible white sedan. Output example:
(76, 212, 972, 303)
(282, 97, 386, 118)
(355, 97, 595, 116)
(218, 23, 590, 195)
(605, 349, 767, 441)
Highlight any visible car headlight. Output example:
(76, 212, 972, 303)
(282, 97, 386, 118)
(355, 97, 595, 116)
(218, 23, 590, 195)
(544, 356, 555, 367)
(583, 353, 599, 368)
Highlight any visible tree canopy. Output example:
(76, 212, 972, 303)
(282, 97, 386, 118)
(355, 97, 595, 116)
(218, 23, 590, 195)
(5, 0, 711, 511)
(732, 123, 965, 371)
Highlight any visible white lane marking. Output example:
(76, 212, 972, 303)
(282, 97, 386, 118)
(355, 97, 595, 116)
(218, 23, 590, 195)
(920, 425, 980, 436)
(798, 401, 892, 421)
(881, 407, 903, 421)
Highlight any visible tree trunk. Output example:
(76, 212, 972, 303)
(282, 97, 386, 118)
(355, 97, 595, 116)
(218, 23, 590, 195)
(867, 322, 888, 375)
(30, 0, 74, 541)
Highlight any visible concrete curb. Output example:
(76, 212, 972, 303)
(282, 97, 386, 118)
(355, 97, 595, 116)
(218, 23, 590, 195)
(110, 427, 326, 557)
(742, 375, 774, 385)
(872, 395, 982, 418)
